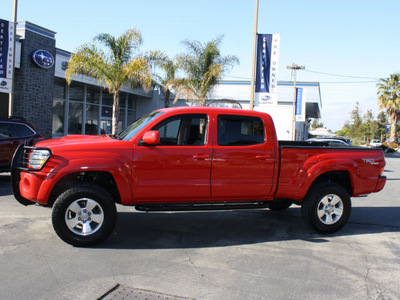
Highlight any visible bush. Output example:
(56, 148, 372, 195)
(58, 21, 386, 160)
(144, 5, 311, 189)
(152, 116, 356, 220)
(389, 143, 399, 149)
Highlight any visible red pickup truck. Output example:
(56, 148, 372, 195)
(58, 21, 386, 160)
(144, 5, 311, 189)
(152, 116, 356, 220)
(11, 107, 386, 246)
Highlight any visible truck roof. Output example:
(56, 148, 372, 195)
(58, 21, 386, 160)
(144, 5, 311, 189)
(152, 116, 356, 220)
(156, 106, 268, 117)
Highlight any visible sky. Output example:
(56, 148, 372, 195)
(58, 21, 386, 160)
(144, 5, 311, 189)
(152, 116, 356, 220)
(1, 0, 399, 131)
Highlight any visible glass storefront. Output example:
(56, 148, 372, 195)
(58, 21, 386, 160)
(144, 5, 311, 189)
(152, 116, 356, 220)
(52, 78, 137, 138)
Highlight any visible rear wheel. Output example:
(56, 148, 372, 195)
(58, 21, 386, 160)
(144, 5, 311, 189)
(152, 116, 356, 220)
(52, 184, 116, 246)
(302, 182, 351, 233)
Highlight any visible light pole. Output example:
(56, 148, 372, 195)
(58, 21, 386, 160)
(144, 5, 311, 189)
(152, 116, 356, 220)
(249, 0, 259, 110)
(286, 63, 305, 140)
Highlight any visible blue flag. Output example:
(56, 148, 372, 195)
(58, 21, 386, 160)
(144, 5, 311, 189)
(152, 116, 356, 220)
(254, 34, 280, 105)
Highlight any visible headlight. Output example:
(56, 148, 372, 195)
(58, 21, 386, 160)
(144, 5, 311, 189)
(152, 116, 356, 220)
(28, 149, 51, 170)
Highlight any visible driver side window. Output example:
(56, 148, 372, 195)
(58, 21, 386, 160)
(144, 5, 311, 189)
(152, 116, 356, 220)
(153, 114, 208, 146)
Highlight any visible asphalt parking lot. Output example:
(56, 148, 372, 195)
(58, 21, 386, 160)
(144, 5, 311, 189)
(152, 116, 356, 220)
(1, 156, 400, 300)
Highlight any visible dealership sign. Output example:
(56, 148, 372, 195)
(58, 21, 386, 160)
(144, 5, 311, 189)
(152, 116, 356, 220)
(0, 19, 15, 94)
(255, 34, 280, 106)
(295, 88, 306, 122)
(31, 49, 54, 69)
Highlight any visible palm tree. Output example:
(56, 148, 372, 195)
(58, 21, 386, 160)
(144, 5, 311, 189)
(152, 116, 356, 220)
(173, 36, 239, 106)
(377, 73, 400, 143)
(149, 54, 183, 108)
(65, 29, 152, 135)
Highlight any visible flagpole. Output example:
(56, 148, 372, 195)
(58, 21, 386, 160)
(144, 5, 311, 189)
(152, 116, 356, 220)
(8, 0, 18, 117)
(286, 63, 305, 140)
(249, 0, 259, 110)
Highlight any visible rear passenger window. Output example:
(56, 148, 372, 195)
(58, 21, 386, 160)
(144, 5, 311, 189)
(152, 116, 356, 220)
(218, 115, 265, 146)
(15, 124, 35, 137)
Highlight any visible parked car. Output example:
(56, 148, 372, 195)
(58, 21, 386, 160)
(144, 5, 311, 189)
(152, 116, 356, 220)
(0, 117, 43, 172)
(307, 137, 351, 146)
(12, 107, 386, 246)
(370, 139, 382, 148)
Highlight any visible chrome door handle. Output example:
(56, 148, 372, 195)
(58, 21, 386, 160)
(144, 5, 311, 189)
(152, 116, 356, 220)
(256, 154, 272, 160)
(193, 154, 210, 160)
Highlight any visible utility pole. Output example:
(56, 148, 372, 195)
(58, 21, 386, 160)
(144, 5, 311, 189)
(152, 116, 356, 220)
(249, 0, 259, 110)
(286, 63, 305, 140)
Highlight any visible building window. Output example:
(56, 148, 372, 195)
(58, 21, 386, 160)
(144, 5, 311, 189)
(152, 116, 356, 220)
(68, 102, 83, 134)
(86, 104, 101, 134)
(52, 99, 65, 138)
(54, 78, 66, 99)
(52, 79, 139, 137)
(69, 82, 84, 101)
(86, 88, 100, 104)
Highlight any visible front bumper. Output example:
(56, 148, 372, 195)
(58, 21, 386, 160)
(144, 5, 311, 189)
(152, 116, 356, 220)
(11, 144, 35, 206)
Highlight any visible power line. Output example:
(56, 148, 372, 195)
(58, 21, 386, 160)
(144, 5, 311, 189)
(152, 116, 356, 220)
(319, 81, 378, 84)
(304, 69, 378, 80)
(225, 69, 380, 83)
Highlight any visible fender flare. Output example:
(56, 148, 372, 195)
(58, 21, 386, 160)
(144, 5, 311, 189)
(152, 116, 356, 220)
(37, 158, 133, 205)
(293, 159, 359, 200)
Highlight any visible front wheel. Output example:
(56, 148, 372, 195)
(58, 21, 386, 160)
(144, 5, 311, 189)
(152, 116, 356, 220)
(302, 182, 351, 233)
(52, 184, 117, 246)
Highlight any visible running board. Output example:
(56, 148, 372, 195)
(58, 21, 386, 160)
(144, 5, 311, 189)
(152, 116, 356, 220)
(135, 202, 270, 212)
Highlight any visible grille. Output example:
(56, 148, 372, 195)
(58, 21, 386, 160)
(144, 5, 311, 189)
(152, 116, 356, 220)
(19, 146, 32, 169)
(98, 284, 193, 300)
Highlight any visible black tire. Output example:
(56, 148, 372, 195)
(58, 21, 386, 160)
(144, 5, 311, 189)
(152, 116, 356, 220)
(52, 184, 117, 247)
(268, 200, 292, 211)
(302, 182, 351, 233)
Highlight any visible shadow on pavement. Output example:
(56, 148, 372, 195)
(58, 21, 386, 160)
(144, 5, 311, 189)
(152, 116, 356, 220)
(0, 174, 12, 197)
(98, 206, 400, 250)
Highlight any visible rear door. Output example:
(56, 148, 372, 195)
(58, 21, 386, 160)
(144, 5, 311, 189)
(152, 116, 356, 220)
(211, 114, 276, 200)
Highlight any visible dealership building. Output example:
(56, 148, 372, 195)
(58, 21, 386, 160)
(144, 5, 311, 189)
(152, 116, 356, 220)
(0, 21, 321, 140)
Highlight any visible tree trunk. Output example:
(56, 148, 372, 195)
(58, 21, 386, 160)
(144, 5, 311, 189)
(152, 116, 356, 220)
(164, 89, 170, 108)
(112, 91, 120, 136)
(390, 114, 399, 143)
(200, 96, 207, 106)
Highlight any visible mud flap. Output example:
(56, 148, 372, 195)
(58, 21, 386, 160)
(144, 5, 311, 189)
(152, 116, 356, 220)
(11, 144, 35, 206)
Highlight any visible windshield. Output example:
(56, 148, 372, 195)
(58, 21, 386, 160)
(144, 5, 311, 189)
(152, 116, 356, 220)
(118, 111, 164, 141)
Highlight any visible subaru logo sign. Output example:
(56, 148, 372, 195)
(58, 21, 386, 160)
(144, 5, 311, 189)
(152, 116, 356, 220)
(30, 50, 54, 69)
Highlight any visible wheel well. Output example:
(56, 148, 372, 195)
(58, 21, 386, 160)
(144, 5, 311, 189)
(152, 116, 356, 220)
(48, 171, 121, 207)
(309, 171, 352, 196)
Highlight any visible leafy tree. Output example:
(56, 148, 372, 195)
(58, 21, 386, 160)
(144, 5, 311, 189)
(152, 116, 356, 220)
(362, 109, 374, 141)
(65, 29, 152, 135)
(377, 73, 400, 143)
(174, 36, 239, 106)
(347, 102, 363, 138)
(376, 111, 388, 141)
(310, 119, 323, 129)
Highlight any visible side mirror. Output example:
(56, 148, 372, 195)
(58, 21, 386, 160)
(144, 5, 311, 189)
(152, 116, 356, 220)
(142, 131, 160, 145)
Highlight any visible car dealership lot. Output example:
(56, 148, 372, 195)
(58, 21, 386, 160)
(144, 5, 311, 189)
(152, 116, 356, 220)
(1, 156, 400, 300)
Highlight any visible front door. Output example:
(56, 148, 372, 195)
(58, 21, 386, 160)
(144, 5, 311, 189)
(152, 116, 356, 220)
(133, 114, 212, 202)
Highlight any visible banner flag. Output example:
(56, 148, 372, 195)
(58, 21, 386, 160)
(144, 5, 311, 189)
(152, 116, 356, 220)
(255, 34, 280, 106)
(0, 19, 15, 94)
(295, 88, 306, 122)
